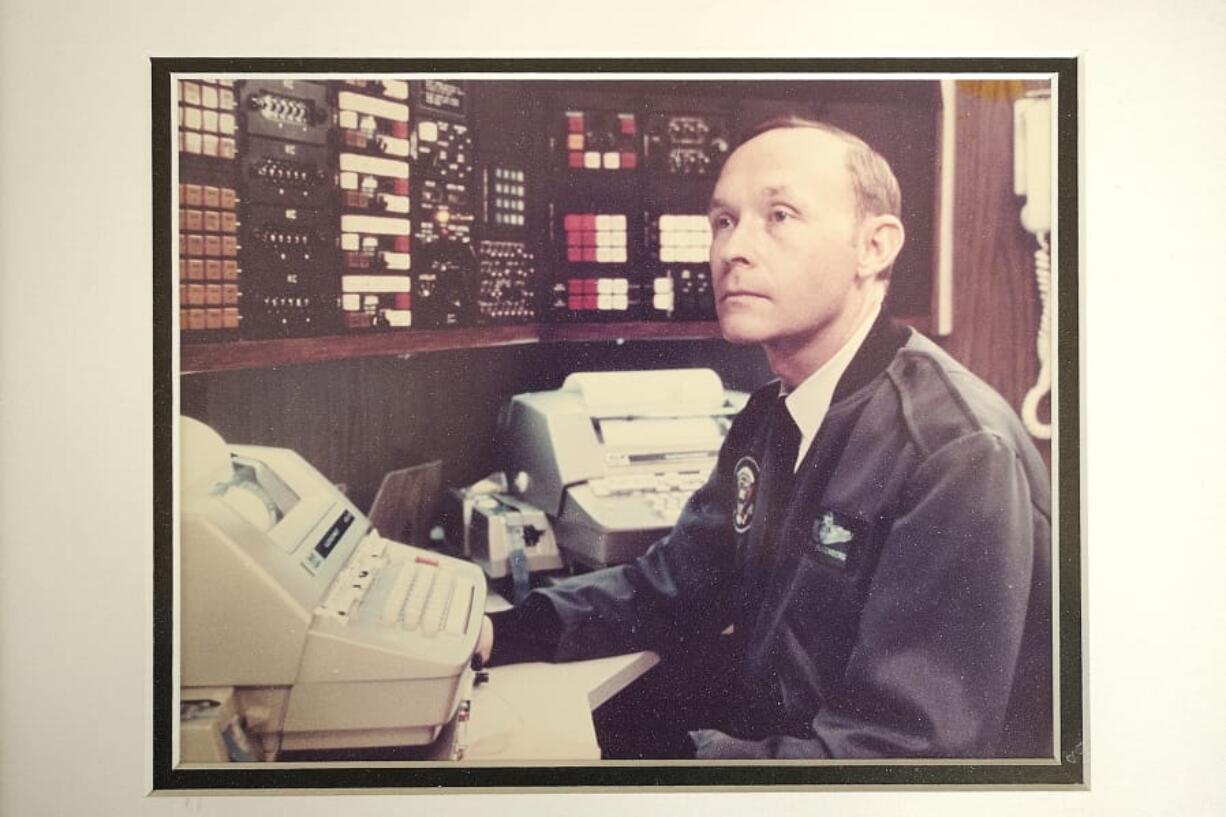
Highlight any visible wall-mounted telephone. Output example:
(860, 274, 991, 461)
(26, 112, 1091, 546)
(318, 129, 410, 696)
(1014, 90, 1053, 441)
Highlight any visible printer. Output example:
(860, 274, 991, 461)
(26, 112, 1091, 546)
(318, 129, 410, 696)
(500, 369, 747, 568)
(178, 416, 487, 761)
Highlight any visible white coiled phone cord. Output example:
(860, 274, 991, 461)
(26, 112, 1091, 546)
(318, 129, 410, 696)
(1021, 232, 1052, 440)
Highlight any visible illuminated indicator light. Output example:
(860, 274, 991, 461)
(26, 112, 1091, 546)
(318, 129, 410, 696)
(611, 215, 627, 230)
(613, 248, 627, 263)
(567, 115, 584, 133)
(610, 231, 627, 247)
(621, 152, 637, 169)
(595, 214, 613, 231)
(567, 247, 582, 262)
(583, 279, 599, 294)
(568, 152, 584, 169)
(603, 152, 620, 170)
(219, 138, 236, 160)
(392, 121, 409, 139)
(393, 179, 410, 195)
(584, 152, 600, 169)
(219, 88, 235, 110)
(597, 294, 612, 310)
(183, 106, 202, 130)
(612, 278, 629, 295)
(339, 110, 359, 129)
(582, 247, 597, 262)
(418, 121, 439, 142)
(595, 247, 612, 263)
(583, 231, 597, 247)
(181, 82, 200, 105)
(202, 110, 219, 133)
(566, 231, 582, 246)
(568, 279, 584, 294)
(568, 295, 582, 310)
(619, 115, 636, 135)
(202, 134, 219, 157)
(339, 171, 359, 190)
(597, 278, 613, 295)
(654, 277, 673, 293)
(584, 295, 599, 310)
(201, 85, 218, 109)
(341, 233, 360, 251)
(613, 294, 629, 310)
(654, 292, 674, 311)
(393, 236, 411, 253)
(564, 214, 582, 231)
(394, 293, 412, 310)
(342, 293, 361, 310)
(582, 214, 597, 230)
(660, 247, 674, 263)
(567, 134, 585, 150)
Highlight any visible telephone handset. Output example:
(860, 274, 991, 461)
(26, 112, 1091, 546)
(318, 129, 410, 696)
(1014, 91, 1053, 441)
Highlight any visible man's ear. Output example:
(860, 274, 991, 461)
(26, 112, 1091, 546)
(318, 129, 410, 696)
(856, 215, 905, 280)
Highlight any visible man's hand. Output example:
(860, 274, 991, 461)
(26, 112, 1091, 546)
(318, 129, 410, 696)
(476, 614, 494, 666)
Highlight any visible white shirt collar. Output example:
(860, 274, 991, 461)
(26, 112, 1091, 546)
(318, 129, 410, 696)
(782, 301, 883, 471)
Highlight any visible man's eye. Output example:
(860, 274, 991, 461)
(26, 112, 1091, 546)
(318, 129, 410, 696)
(711, 214, 733, 230)
(770, 209, 793, 223)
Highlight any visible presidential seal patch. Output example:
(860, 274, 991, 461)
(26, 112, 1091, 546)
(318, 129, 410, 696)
(732, 455, 760, 533)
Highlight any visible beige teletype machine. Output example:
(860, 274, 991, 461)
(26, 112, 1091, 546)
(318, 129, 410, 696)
(178, 417, 487, 762)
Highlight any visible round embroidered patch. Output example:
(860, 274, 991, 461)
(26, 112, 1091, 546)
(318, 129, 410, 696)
(732, 455, 760, 533)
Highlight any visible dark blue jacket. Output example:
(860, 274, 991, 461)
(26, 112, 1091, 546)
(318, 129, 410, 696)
(492, 318, 1052, 759)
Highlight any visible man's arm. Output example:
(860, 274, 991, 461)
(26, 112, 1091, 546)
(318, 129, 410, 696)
(691, 431, 1049, 759)
(484, 440, 744, 667)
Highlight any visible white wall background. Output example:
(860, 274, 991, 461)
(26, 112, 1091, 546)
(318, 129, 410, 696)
(2, 1, 1224, 815)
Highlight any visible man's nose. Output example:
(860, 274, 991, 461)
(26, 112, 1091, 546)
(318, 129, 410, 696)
(712, 221, 753, 270)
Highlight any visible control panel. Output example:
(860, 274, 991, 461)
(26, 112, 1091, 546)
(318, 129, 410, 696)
(178, 78, 241, 339)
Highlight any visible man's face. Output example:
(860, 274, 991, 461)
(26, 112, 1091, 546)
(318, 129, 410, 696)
(708, 128, 863, 351)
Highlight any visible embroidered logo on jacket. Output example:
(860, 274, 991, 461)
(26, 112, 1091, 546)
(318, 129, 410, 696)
(732, 455, 760, 533)
(810, 510, 865, 566)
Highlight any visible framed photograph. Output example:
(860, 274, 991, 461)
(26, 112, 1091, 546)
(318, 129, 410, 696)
(154, 57, 1080, 791)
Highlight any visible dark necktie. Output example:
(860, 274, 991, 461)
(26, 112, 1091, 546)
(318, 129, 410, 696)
(762, 395, 803, 541)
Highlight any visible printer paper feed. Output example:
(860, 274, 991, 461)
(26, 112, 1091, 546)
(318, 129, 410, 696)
(562, 368, 725, 418)
(598, 418, 722, 452)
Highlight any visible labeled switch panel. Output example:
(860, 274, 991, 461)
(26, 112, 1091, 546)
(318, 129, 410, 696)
(643, 113, 730, 176)
(483, 165, 528, 230)
(647, 212, 715, 319)
(476, 240, 537, 323)
(239, 79, 331, 145)
(412, 117, 475, 246)
(411, 241, 477, 329)
(178, 78, 238, 161)
(179, 181, 241, 335)
(237, 79, 340, 337)
(178, 77, 241, 339)
(561, 110, 639, 172)
(552, 211, 640, 319)
(336, 82, 413, 331)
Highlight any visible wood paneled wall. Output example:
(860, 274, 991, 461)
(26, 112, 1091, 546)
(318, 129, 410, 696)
(940, 80, 1052, 465)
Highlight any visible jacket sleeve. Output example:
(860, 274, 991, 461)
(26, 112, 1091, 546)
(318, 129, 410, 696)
(691, 431, 1044, 759)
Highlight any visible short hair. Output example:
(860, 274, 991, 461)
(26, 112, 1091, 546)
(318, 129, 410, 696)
(741, 115, 902, 224)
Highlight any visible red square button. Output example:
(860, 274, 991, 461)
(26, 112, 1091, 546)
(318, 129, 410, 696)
(621, 152, 637, 169)
(569, 151, 584, 169)
(394, 236, 411, 253)
(564, 213, 581, 231)
(567, 247, 582, 262)
(568, 115, 584, 133)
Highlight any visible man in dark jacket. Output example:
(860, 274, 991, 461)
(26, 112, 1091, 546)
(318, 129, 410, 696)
(477, 117, 1052, 760)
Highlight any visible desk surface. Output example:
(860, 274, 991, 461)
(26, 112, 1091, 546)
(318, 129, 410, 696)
(445, 591, 659, 761)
